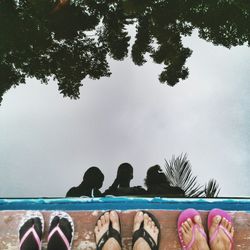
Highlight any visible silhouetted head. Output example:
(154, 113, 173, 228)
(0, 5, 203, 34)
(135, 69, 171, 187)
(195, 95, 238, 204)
(83, 167, 104, 189)
(117, 162, 133, 187)
(145, 165, 168, 188)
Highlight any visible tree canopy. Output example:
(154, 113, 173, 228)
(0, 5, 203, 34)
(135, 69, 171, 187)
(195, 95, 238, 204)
(0, 0, 249, 104)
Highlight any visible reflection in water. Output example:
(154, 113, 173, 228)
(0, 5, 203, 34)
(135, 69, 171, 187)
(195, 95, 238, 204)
(0, 0, 249, 104)
(65, 159, 219, 198)
(66, 166, 104, 197)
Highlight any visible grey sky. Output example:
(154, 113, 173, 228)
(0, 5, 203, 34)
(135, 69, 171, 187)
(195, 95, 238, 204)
(0, 29, 250, 197)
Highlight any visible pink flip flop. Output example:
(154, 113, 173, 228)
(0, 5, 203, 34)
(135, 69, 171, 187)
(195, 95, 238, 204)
(208, 209, 234, 250)
(178, 209, 207, 250)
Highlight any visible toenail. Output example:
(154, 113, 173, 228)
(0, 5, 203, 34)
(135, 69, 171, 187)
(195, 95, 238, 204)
(195, 215, 200, 221)
(216, 216, 221, 221)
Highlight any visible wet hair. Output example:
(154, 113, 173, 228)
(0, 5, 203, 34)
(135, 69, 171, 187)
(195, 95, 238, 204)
(144, 165, 168, 188)
(83, 167, 104, 188)
(117, 162, 133, 181)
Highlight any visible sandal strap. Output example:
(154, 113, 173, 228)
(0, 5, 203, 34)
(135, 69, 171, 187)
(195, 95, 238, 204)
(110, 227, 122, 247)
(48, 224, 70, 250)
(187, 225, 207, 250)
(178, 224, 207, 250)
(209, 225, 233, 250)
(96, 227, 122, 250)
(132, 228, 158, 250)
(19, 225, 42, 250)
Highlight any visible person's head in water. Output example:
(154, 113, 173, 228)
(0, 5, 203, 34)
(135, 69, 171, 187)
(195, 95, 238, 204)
(145, 165, 169, 188)
(83, 167, 104, 189)
(117, 162, 133, 187)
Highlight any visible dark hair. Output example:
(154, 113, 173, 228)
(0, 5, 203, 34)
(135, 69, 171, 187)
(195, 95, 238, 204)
(117, 162, 133, 176)
(116, 163, 134, 186)
(83, 167, 104, 188)
(145, 165, 168, 188)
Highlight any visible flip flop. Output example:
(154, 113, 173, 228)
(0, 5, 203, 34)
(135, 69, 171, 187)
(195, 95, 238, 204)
(178, 208, 207, 250)
(47, 211, 74, 250)
(208, 208, 234, 250)
(132, 211, 161, 250)
(95, 211, 122, 250)
(19, 211, 44, 250)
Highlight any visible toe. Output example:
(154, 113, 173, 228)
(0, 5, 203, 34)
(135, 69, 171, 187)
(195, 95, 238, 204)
(133, 211, 143, 232)
(194, 215, 203, 228)
(181, 223, 188, 234)
(181, 226, 186, 235)
(210, 215, 221, 232)
(230, 226, 234, 236)
(144, 213, 150, 226)
(97, 219, 102, 230)
(154, 226, 159, 234)
(226, 221, 234, 235)
(148, 220, 153, 230)
(94, 225, 99, 234)
(110, 211, 120, 233)
(104, 212, 110, 225)
(104, 214, 109, 226)
(187, 218, 193, 228)
(182, 221, 189, 232)
(101, 215, 106, 226)
(209, 215, 222, 241)
(221, 217, 228, 228)
(185, 220, 192, 231)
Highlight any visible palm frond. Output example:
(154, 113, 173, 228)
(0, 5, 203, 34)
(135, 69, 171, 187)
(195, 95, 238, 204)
(204, 179, 220, 198)
(164, 154, 203, 197)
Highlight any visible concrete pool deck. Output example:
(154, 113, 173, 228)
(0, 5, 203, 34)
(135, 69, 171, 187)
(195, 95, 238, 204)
(0, 197, 250, 249)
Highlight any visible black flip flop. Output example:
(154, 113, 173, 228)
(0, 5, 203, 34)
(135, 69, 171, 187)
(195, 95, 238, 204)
(95, 211, 122, 250)
(19, 211, 44, 250)
(132, 211, 161, 250)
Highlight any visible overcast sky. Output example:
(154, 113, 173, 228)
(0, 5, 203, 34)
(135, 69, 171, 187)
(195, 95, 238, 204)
(0, 29, 250, 197)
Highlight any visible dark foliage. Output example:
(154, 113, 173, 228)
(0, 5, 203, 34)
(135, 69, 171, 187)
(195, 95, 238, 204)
(0, 0, 249, 104)
(164, 154, 220, 198)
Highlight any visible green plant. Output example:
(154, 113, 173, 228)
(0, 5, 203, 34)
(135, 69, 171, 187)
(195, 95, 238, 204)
(164, 154, 220, 197)
(204, 179, 220, 198)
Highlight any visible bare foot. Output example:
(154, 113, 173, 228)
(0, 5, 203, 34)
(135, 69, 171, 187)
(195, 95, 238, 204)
(133, 211, 159, 250)
(94, 211, 121, 250)
(209, 215, 234, 250)
(180, 215, 209, 250)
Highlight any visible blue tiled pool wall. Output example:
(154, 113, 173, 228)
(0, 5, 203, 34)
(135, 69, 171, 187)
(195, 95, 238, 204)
(1, 197, 250, 211)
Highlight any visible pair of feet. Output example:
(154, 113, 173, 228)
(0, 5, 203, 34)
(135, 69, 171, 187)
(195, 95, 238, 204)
(179, 209, 234, 250)
(19, 211, 73, 250)
(19, 210, 159, 250)
(95, 210, 160, 250)
(96, 209, 234, 250)
(19, 209, 234, 250)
